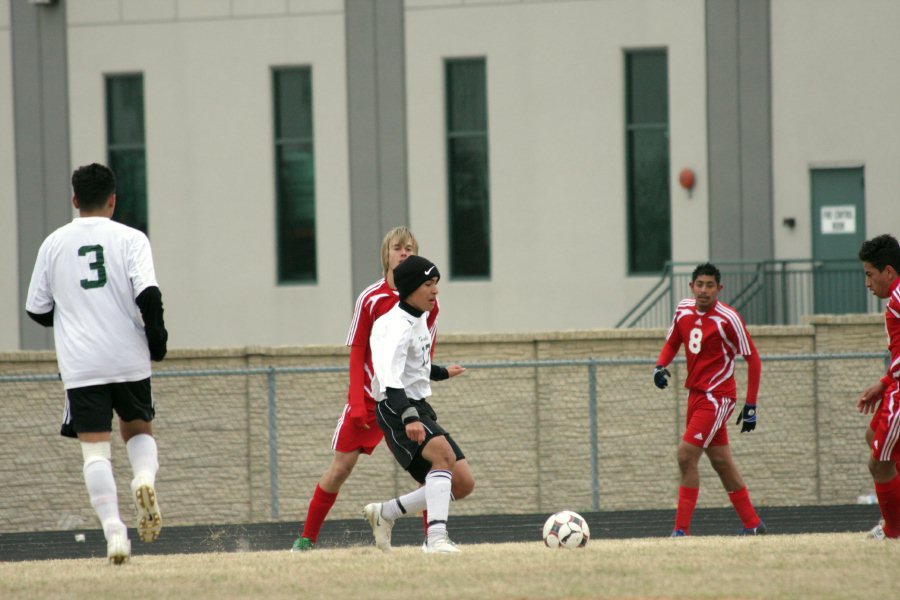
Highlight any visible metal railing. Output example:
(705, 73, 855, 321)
(617, 259, 881, 328)
(0, 351, 891, 532)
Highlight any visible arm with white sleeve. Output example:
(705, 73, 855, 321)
(25, 239, 55, 327)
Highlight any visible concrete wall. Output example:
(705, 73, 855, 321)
(406, 0, 709, 335)
(771, 0, 900, 258)
(0, 315, 887, 533)
(66, 0, 352, 349)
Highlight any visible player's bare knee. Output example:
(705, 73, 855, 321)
(452, 475, 474, 500)
(707, 453, 730, 473)
(425, 438, 456, 470)
(432, 452, 456, 471)
(677, 447, 697, 470)
(325, 465, 352, 488)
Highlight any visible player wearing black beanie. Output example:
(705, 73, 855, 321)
(392, 255, 440, 301)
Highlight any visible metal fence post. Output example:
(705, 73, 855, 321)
(780, 260, 788, 325)
(812, 357, 821, 503)
(267, 366, 280, 519)
(588, 360, 599, 511)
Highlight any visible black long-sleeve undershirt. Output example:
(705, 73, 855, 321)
(27, 308, 54, 328)
(136, 286, 168, 361)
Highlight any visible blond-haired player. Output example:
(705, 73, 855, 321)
(292, 227, 438, 551)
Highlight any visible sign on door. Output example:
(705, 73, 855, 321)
(820, 205, 856, 235)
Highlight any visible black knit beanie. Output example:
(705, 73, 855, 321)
(393, 255, 440, 300)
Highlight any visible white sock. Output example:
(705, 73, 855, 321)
(382, 487, 428, 521)
(83, 453, 125, 540)
(425, 469, 452, 541)
(126, 434, 159, 489)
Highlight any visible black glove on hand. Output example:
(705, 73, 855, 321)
(653, 366, 671, 389)
(736, 404, 757, 432)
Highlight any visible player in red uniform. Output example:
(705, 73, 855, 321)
(653, 262, 765, 536)
(856, 234, 900, 540)
(291, 227, 438, 551)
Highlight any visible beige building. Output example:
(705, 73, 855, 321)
(3, 0, 898, 352)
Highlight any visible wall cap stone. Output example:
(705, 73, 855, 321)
(0, 326, 823, 364)
(804, 314, 883, 326)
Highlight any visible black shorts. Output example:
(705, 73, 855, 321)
(375, 397, 465, 484)
(61, 379, 155, 438)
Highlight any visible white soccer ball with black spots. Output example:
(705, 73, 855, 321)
(542, 510, 590, 549)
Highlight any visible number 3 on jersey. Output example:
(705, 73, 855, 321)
(688, 327, 703, 354)
(78, 245, 107, 289)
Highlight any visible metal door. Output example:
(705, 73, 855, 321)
(810, 167, 867, 314)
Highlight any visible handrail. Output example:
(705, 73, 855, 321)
(613, 262, 672, 328)
(617, 258, 876, 328)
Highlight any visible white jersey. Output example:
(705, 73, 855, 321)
(26, 217, 158, 389)
(370, 303, 433, 402)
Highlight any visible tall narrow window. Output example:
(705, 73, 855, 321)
(273, 67, 316, 283)
(625, 50, 670, 274)
(446, 58, 490, 278)
(106, 74, 148, 234)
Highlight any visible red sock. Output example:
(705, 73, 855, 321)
(728, 486, 761, 529)
(301, 484, 338, 543)
(874, 474, 900, 538)
(675, 486, 699, 534)
(422, 509, 429, 539)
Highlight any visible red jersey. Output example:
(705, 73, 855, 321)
(660, 298, 754, 398)
(345, 278, 439, 403)
(882, 277, 900, 386)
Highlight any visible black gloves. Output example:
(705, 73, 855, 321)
(653, 365, 671, 389)
(736, 404, 757, 432)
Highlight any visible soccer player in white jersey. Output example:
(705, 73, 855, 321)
(291, 227, 442, 551)
(25, 163, 167, 564)
(363, 256, 472, 553)
(653, 262, 764, 537)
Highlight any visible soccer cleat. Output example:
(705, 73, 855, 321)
(132, 477, 162, 543)
(291, 536, 315, 552)
(106, 531, 131, 565)
(670, 529, 686, 537)
(362, 502, 393, 553)
(423, 536, 461, 554)
(740, 520, 767, 535)
(866, 519, 886, 541)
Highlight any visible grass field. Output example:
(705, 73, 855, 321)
(2, 533, 897, 599)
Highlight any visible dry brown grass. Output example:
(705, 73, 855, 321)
(1, 533, 898, 599)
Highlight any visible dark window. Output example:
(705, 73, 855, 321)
(106, 74, 148, 234)
(446, 58, 490, 278)
(625, 50, 670, 274)
(273, 67, 316, 283)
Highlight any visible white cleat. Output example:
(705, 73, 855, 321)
(362, 502, 393, 553)
(866, 519, 886, 541)
(107, 531, 131, 565)
(423, 536, 461, 554)
(132, 477, 162, 543)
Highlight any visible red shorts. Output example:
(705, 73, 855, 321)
(683, 390, 735, 448)
(869, 382, 900, 462)
(331, 403, 384, 454)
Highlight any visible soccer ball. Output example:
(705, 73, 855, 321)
(542, 510, 590, 549)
